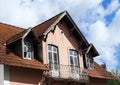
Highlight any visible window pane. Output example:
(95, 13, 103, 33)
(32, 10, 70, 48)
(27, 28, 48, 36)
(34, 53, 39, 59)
(27, 52, 31, 58)
(69, 50, 73, 55)
(48, 52, 52, 62)
(24, 45, 28, 52)
(74, 57, 78, 66)
(70, 56, 73, 65)
(53, 47, 57, 52)
(74, 51, 77, 56)
(24, 52, 27, 58)
(48, 45, 52, 51)
(54, 53, 57, 62)
(28, 46, 31, 52)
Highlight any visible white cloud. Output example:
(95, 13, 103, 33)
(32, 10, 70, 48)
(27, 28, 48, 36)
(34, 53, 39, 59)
(85, 0, 120, 70)
(88, 21, 109, 45)
(0, 0, 102, 28)
(109, 9, 120, 45)
(87, 20, 118, 70)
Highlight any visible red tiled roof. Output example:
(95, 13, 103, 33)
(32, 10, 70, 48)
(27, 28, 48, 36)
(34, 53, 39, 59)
(0, 23, 24, 45)
(0, 23, 48, 70)
(88, 62, 116, 80)
(32, 11, 68, 37)
(32, 11, 64, 37)
(6, 29, 27, 45)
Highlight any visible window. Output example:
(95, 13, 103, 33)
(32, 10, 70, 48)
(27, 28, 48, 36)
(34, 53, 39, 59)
(47, 45, 59, 64)
(85, 54, 93, 69)
(69, 49, 79, 67)
(69, 49, 79, 79)
(23, 42, 32, 60)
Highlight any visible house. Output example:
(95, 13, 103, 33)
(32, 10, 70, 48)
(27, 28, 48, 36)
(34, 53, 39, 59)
(0, 11, 116, 85)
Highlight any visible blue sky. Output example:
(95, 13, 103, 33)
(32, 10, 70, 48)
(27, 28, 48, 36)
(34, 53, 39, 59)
(0, 0, 120, 70)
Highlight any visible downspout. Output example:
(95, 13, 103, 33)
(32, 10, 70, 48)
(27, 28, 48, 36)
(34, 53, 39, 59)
(21, 39, 24, 58)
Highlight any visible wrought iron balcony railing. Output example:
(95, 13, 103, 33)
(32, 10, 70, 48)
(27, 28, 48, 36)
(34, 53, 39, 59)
(46, 63, 89, 82)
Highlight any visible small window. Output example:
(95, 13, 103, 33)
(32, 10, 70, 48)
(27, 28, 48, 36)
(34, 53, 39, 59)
(23, 42, 32, 60)
(60, 29, 64, 34)
(85, 54, 94, 69)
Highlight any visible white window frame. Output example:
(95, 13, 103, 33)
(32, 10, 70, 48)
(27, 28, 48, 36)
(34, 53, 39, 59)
(47, 44, 59, 77)
(69, 49, 79, 67)
(47, 44, 59, 64)
(85, 54, 94, 69)
(69, 49, 79, 79)
(23, 41, 32, 60)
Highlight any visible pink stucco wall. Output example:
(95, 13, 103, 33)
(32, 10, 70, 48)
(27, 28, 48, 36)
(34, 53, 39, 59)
(10, 66, 43, 85)
(42, 21, 84, 68)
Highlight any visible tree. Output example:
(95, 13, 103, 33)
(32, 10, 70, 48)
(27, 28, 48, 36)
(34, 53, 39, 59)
(108, 69, 120, 85)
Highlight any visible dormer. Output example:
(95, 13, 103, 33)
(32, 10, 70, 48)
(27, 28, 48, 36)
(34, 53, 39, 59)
(83, 44, 99, 69)
(6, 28, 40, 60)
(22, 28, 34, 60)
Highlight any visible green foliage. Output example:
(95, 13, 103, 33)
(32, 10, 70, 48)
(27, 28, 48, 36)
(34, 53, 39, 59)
(110, 69, 120, 85)
(108, 80, 120, 85)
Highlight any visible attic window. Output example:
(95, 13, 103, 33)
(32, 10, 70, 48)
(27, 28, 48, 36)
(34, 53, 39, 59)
(85, 54, 94, 69)
(60, 29, 64, 34)
(23, 41, 32, 60)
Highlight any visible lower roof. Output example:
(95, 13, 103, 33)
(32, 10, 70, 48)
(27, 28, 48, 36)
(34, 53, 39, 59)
(88, 62, 116, 80)
(0, 44, 48, 70)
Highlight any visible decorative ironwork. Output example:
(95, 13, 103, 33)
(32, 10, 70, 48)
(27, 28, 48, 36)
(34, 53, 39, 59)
(46, 63, 89, 82)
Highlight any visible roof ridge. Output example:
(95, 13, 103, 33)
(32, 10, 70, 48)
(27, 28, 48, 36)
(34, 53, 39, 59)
(32, 11, 66, 37)
(33, 11, 66, 28)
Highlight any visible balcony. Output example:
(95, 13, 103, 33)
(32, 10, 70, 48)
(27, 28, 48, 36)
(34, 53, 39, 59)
(46, 63, 89, 82)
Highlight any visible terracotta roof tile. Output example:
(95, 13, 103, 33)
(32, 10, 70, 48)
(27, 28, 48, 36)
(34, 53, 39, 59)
(88, 62, 116, 80)
(0, 23, 48, 70)
(0, 23, 24, 45)
(6, 29, 27, 45)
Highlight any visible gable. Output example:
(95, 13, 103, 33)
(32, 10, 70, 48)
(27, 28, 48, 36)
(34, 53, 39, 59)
(33, 11, 89, 49)
(46, 20, 80, 49)
(32, 11, 99, 57)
